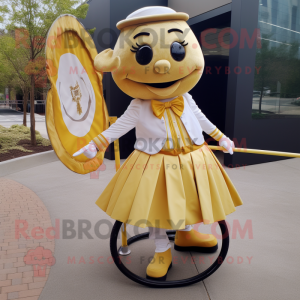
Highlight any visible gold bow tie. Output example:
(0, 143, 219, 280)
(151, 96, 184, 119)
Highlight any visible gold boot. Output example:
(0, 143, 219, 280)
(146, 248, 172, 281)
(174, 229, 218, 253)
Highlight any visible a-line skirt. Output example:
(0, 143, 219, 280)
(96, 145, 243, 230)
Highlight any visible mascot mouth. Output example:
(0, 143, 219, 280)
(126, 72, 194, 97)
(144, 79, 180, 89)
(128, 74, 188, 89)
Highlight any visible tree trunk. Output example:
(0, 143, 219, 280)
(30, 75, 36, 146)
(259, 86, 264, 114)
(23, 88, 28, 126)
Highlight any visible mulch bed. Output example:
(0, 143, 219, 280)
(0, 139, 53, 162)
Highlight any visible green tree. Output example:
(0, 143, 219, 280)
(0, 51, 13, 100)
(0, 0, 90, 145)
(254, 37, 278, 114)
(0, 32, 31, 126)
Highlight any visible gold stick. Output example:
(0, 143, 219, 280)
(109, 117, 126, 247)
(109, 117, 121, 171)
(208, 146, 300, 158)
(121, 224, 128, 247)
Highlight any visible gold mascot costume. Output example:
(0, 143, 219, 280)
(47, 6, 243, 281)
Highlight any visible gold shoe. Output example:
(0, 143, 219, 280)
(146, 248, 172, 281)
(174, 229, 218, 253)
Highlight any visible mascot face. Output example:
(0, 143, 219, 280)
(95, 19, 204, 100)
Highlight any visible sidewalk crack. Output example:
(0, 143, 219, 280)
(190, 252, 211, 300)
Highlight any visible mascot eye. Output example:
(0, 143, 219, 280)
(131, 44, 153, 65)
(170, 41, 187, 62)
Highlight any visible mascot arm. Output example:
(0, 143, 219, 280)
(184, 93, 234, 154)
(92, 98, 141, 149)
(184, 92, 225, 142)
(73, 98, 140, 166)
(73, 99, 141, 164)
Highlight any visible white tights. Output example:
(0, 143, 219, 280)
(149, 225, 193, 253)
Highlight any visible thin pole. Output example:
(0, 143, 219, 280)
(208, 146, 300, 158)
(121, 224, 128, 247)
(109, 116, 126, 247)
(109, 117, 121, 171)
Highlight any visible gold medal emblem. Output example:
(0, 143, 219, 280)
(70, 81, 82, 115)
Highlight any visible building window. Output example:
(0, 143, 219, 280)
(252, 0, 300, 119)
(291, 6, 297, 31)
(261, 0, 268, 7)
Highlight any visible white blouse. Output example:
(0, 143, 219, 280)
(94, 93, 223, 155)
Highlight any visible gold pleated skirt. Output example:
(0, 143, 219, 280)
(96, 145, 243, 230)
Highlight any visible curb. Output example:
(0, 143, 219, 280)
(0, 150, 58, 177)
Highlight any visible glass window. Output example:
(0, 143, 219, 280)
(252, 0, 300, 119)
(261, 0, 268, 7)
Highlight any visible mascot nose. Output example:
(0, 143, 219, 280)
(154, 60, 171, 74)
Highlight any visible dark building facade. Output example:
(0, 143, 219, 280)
(81, 0, 300, 167)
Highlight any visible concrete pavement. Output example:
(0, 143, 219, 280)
(252, 96, 300, 115)
(0, 153, 299, 299)
(0, 109, 48, 139)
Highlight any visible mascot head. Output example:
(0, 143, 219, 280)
(94, 6, 204, 100)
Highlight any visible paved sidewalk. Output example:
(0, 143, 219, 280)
(0, 179, 55, 300)
(0, 109, 48, 139)
(0, 109, 45, 123)
(0, 156, 300, 299)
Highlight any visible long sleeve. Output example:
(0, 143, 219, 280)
(92, 99, 141, 150)
(184, 93, 224, 141)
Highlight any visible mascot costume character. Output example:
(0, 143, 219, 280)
(46, 6, 243, 282)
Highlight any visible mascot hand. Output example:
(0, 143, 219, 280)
(73, 141, 98, 159)
(219, 136, 235, 155)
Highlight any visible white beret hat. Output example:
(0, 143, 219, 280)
(116, 6, 189, 30)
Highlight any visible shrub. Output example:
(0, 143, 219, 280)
(0, 125, 51, 154)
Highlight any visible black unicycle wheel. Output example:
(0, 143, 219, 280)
(109, 221, 230, 288)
